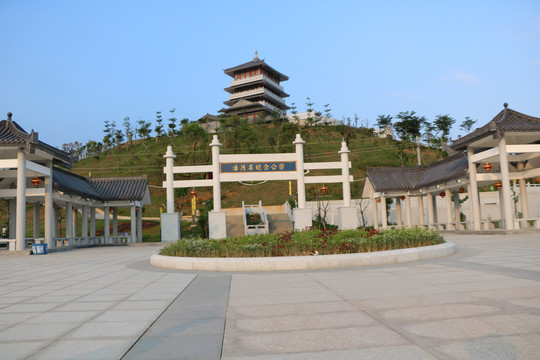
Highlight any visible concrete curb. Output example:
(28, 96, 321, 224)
(150, 241, 456, 272)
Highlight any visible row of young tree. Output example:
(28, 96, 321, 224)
(375, 112, 477, 147)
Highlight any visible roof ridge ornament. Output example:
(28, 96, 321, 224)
(254, 50, 258, 60)
(7, 112, 12, 121)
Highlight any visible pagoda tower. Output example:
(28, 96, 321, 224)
(223, 52, 290, 120)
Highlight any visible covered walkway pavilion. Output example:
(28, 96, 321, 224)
(0, 113, 151, 252)
(363, 104, 540, 231)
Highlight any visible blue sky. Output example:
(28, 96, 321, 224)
(1, 0, 539, 148)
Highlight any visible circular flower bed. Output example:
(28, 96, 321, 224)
(159, 227, 444, 258)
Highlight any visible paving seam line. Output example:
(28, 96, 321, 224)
(119, 274, 199, 360)
(219, 274, 233, 360)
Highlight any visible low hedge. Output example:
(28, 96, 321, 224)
(159, 227, 444, 258)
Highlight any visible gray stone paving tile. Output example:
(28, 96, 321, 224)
(0, 322, 81, 341)
(376, 303, 502, 322)
(55, 301, 117, 312)
(400, 318, 501, 340)
(122, 334, 223, 360)
(435, 334, 540, 360)
(26, 338, 132, 360)
(0, 340, 50, 360)
(65, 320, 150, 339)
(235, 311, 376, 332)
(229, 300, 358, 318)
(222, 345, 438, 360)
(92, 309, 163, 322)
(24, 310, 100, 324)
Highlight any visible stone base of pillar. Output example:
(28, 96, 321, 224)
(209, 211, 227, 239)
(161, 213, 181, 242)
(337, 206, 359, 230)
(293, 208, 313, 231)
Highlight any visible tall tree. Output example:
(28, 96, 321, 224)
(305, 97, 316, 126)
(393, 111, 425, 142)
(433, 114, 456, 142)
(290, 102, 299, 124)
(376, 114, 393, 145)
(102, 120, 113, 149)
(460, 116, 477, 135)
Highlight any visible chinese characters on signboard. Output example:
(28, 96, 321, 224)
(220, 161, 296, 173)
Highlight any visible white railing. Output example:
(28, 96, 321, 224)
(242, 200, 269, 235)
(230, 74, 284, 91)
(229, 87, 264, 101)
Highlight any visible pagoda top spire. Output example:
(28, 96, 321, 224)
(254, 50, 258, 60)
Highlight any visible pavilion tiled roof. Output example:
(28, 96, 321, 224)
(52, 167, 148, 202)
(0, 114, 73, 168)
(366, 152, 469, 193)
(88, 176, 148, 201)
(224, 56, 289, 81)
(451, 105, 540, 150)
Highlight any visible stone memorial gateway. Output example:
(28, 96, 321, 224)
(161, 134, 358, 240)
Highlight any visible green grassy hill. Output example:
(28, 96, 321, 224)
(71, 123, 444, 218)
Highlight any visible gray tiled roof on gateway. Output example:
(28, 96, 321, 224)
(366, 152, 469, 192)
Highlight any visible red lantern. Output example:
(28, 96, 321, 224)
(190, 189, 197, 197)
(321, 185, 328, 194)
(376, 198, 381, 203)
(494, 181, 502, 189)
(483, 162, 493, 172)
(459, 187, 465, 193)
(439, 192, 446, 198)
(400, 196, 405, 201)
(31, 177, 42, 188)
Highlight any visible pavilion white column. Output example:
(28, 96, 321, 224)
(339, 141, 351, 207)
(164, 146, 176, 213)
(82, 205, 88, 244)
(90, 207, 96, 238)
(53, 205, 59, 239)
(33, 203, 40, 240)
(427, 193, 435, 229)
(112, 208, 118, 236)
(405, 195, 412, 227)
(445, 189, 453, 230)
(467, 184, 474, 229)
(519, 178, 530, 220)
(9, 199, 16, 239)
(453, 191, 461, 229)
(417, 195, 425, 226)
(381, 195, 388, 229)
(498, 136, 514, 230)
(293, 134, 306, 208)
(72, 206, 78, 239)
(467, 147, 482, 230)
(103, 206, 110, 243)
(130, 205, 137, 243)
(66, 202, 73, 245)
(372, 198, 379, 229)
(395, 197, 402, 227)
(210, 135, 222, 212)
(137, 206, 142, 243)
(15, 150, 27, 251)
(44, 162, 53, 248)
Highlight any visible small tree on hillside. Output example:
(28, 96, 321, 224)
(434, 114, 456, 144)
(167, 108, 177, 139)
(123, 116, 134, 145)
(154, 111, 165, 139)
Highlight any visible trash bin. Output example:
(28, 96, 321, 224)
(32, 243, 48, 255)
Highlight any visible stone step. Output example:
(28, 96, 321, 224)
(225, 213, 293, 237)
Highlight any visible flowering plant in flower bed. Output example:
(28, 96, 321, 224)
(159, 227, 444, 258)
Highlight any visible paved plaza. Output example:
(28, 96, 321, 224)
(0, 233, 539, 360)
